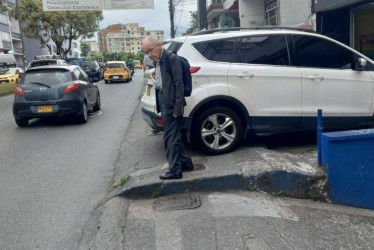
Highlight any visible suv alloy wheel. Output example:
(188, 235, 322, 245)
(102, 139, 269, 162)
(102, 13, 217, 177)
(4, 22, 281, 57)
(193, 106, 243, 154)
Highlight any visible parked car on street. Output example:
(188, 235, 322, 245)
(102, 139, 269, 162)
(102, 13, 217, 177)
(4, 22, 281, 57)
(13, 65, 101, 127)
(103, 61, 132, 83)
(0, 67, 24, 84)
(80, 60, 103, 82)
(141, 27, 374, 155)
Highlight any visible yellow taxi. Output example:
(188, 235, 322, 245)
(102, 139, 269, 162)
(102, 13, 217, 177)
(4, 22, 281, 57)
(103, 61, 132, 84)
(133, 60, 142, 69)
(0, 67, 24, 84)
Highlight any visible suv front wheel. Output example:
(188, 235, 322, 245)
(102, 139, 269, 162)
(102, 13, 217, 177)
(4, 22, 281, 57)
(193, 106, 243, 155)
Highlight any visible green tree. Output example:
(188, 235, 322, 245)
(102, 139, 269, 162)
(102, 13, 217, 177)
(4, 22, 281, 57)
(186, 11, 198, 34)
(10, 0, 103, 59)
(80, 43, 90, 57)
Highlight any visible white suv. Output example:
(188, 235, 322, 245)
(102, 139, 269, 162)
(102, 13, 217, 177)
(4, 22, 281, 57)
(141, 28, 374, 155)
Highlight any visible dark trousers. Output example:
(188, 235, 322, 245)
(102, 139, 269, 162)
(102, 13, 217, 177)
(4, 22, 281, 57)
(158, 92, 191, 174)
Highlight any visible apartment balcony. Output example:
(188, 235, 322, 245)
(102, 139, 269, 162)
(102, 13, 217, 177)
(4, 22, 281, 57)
(13, 47, 23, 54)
(11, 32, 21, 40)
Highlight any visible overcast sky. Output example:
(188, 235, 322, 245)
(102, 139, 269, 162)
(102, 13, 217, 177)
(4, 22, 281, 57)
(98, 0, 197, 40)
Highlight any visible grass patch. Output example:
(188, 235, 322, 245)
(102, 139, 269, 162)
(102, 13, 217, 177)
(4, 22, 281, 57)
(0, 83, 16, 95)
(152, 188, 162, 198)
(120, 176, 131, 187)
(272, 190, 283, 197)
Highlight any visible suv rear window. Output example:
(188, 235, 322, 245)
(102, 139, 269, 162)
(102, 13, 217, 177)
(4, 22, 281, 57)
(106, 63, 124, 68)
(193, 39, 236, 62)
(22, 69, 72, 85)
(81, 61, 96, 67)
(29, 60, 59, 68)
(166, 42, 183, 53)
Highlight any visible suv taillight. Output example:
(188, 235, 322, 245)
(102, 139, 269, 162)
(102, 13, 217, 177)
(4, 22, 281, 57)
(15, 86, 24, 96)
(124, 68, 128, 73)
(64, 82, 80, 94)
(190, 67, 201, 74)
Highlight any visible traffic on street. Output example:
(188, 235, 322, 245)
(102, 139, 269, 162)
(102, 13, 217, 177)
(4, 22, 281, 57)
(1, 0, 374, 249)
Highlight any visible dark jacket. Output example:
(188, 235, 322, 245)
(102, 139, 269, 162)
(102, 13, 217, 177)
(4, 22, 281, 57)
(157, 49, 186, 115)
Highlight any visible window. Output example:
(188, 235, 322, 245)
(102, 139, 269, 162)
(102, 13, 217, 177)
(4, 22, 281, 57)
(0, 14, 8, 24)
(1, 32, 11, 42)
(293, 35, 356, 69)
(233, 35, 290, 66)
(193, 38, 236, 62)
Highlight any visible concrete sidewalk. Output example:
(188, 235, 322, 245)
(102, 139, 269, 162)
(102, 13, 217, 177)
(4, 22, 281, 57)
(119, 145, 327, 201)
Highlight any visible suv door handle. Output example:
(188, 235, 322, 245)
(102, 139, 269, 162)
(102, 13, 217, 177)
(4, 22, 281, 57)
(307, 75, 324, 81)
(236, 72, 254, 79)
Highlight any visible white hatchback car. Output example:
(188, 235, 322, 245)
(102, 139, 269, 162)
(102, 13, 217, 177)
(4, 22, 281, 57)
(141, 27, 374, 155)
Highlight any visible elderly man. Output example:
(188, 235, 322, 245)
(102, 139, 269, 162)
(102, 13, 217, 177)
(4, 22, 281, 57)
(142, 36, 193, 180)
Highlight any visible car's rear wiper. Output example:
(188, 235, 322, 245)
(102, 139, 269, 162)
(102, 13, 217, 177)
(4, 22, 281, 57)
(29, 82, 51, 88)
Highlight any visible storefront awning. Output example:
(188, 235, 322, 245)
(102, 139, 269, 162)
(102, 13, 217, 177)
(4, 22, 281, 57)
(223, 0, 238, 11)
(313, 0, 365, 12)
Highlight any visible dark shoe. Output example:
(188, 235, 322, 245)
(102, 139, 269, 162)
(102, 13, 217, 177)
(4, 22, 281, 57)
(182, 163, 194, 171)
(159, 172, 182, 180)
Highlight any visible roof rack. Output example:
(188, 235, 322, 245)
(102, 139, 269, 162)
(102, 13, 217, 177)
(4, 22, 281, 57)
(191, 26, 318, 36)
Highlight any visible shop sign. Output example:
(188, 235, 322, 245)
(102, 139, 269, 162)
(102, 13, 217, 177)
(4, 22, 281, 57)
(264, 0, 277, 12)
(42, 0, 154, 11)
(221, 16, 236, 27)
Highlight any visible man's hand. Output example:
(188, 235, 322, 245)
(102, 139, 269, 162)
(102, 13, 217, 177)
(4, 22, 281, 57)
(173, 114, 179, 118)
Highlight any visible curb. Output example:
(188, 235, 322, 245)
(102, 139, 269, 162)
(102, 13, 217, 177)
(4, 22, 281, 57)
(118, 167, 320, 200)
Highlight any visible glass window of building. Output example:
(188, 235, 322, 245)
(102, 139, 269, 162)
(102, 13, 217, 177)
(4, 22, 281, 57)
(264, 0, 278, 26)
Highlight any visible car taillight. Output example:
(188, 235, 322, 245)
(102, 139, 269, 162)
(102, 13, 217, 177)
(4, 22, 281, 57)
(64, 82, 80, 94)
(155, 118, 163, 125)
(15, 86, 24, 96)
(189, 67, 201, 74)
(104, 69, 107, 75)
(124, 68, 128, 73)
(151, 72, 156, 81)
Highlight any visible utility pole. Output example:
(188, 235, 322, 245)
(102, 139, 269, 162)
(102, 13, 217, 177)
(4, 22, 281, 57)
(168, 0, 175, 38)
(15, 0, 26, 68)
(198, 0, 207, 30)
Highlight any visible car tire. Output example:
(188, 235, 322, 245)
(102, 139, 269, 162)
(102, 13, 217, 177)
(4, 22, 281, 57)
(76, 102, 88, 124)
(93, 94, 101, 111)
(15, 117, 29, 127)
(192, 106, 243, 155)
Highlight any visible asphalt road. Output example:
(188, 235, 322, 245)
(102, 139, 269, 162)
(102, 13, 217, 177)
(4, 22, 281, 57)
(0, 70, 144, 250)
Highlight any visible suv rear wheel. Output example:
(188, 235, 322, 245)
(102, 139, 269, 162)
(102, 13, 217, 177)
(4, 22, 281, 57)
(193, 106, 243, 154)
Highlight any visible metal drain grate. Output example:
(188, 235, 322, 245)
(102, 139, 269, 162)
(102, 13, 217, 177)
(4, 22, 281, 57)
(153, 195, 201, 211)
(193, 163, 206, 171)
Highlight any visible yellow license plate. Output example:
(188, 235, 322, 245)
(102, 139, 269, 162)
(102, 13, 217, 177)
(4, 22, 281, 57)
(37, 105, 52, 113)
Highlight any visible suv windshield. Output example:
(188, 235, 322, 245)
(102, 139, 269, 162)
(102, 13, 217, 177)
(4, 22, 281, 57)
(106, 63, 124, 68)
(22, 69, 72, 85)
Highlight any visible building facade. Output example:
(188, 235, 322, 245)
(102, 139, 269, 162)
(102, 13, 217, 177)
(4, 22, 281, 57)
(205, 0, 312, 30)
(98, 23, 164, 54)
(313, 0, 374, 60)
(0, 0, 25, 68)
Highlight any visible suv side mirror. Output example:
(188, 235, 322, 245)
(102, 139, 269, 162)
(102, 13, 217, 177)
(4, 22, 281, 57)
(354, 58, 367, 71)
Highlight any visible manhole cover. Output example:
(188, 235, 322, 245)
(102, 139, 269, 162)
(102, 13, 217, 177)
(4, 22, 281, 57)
(193, 164, 206, 171)
(153, 195, 201, 211)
